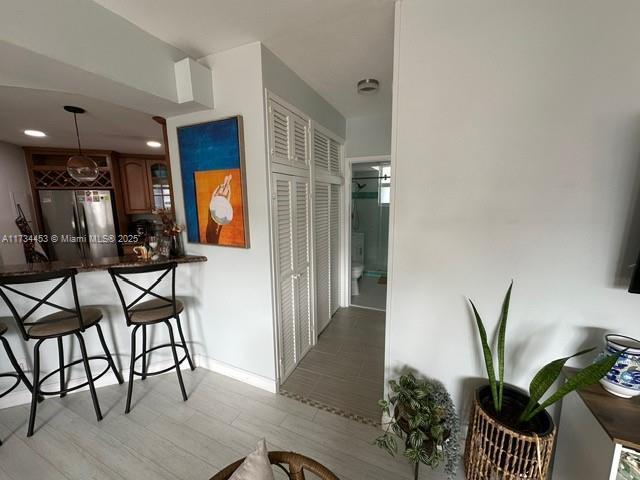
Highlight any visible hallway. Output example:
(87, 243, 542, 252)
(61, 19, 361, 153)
(280, 307, 385, 423)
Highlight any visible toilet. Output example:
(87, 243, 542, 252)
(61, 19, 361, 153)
(351, 232, 365, 296)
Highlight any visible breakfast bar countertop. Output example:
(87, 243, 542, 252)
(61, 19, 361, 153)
(0, 254, 208, 276)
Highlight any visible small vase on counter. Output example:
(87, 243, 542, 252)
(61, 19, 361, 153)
(170, 234, 185, 257)
(599, 334, 640, 398)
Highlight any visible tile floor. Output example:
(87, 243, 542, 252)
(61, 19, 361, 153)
(0, 367, 453, 480)
(351, 275, 387, 310)
(281, 307, 385, 422)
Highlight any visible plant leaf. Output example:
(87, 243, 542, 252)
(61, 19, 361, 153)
(523, 351, 622, 421)
(470, 299, 498, 411)
(520, 347, 595, 421)
(496, 282, 512, 411)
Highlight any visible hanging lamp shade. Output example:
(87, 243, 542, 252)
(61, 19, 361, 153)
(64, 106, 99, 182)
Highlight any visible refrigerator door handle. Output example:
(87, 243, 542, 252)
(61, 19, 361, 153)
(79, 203, 91, 254)
(72, 203, 85, 258)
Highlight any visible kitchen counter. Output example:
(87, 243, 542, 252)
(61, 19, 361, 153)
(0, 254, 207, 276)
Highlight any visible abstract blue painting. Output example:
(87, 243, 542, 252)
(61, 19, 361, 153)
(176, 116, 249, 247)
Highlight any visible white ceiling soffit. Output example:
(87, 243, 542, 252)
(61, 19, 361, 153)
(0, 86, 165, 154)
(92, 0, 395, 118)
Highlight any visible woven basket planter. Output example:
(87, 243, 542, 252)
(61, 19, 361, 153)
(464, 386, 556, 480)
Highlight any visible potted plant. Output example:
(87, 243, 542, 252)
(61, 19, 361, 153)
(465, 282, 622, 479)
(375, 373, 460, 480)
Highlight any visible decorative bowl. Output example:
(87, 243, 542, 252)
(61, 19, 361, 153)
(599, 334, 640, 398)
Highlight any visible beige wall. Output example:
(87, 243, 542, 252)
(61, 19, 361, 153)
(387, 0, 640, 420)
(346, 113, 392, 158)
(167, 43, 277, 387)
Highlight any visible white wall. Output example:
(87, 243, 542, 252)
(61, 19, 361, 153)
(387, 0, 640, 420)
(166, 42, 277, 386)
(346, 113, 392, 158)
(0, 141, 31, 265)
(261, 45, 346, 138)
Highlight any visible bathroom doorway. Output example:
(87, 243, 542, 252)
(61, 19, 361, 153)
(350, 160, 390, 310)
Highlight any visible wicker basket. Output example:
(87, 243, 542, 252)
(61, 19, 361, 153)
(464, 386, 556, 480)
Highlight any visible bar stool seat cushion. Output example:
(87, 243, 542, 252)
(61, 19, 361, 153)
(129, 298, 184, 324)
(0, 321, 7, 335)
(27, 307, 102, 338)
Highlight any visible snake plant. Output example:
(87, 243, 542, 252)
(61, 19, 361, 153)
(470, 281, 621, 424)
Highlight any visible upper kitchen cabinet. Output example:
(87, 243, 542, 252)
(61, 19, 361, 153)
(120, 155, 173, 214)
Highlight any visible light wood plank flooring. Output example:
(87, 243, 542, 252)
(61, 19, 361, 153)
(281, 307, 385, 422)
(0, 368, 451, 480)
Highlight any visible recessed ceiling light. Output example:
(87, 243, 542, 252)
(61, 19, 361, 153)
(147, 140, 162, 148)
(24, 129, 46, 137)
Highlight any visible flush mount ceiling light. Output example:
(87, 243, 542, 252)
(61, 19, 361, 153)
(357, 78, 379, 94)
(24, 129, 47, 137)
(64, 105, 99, 182)
(146, 140, 162, 148)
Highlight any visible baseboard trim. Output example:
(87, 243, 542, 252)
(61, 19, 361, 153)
(194, 354, 277, 393)
(0, 355, 276, 410)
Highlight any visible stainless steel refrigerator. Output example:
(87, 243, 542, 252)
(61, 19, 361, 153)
(39, 190, 119, 261)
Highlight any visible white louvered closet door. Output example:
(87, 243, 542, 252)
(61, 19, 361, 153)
(272, 173, 313, 381)
(314, 182, 331, 333)
(268, 97, 310, 171)
(272, 174, 297, 380)
(294, 177, 313, 357)
(291, 114, 310, 170)
(269, 101, 291, 167)
(330, 183, 341, 315)
(329, 139, 341, 176)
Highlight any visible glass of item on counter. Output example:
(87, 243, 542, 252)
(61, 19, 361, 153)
(158, 236, 172, 258)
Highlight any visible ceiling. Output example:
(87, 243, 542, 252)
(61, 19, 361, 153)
(0, 87, 164, 154)
(92, 0, 395, 119)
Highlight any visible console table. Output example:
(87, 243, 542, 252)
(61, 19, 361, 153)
(553, 368, 640, 479)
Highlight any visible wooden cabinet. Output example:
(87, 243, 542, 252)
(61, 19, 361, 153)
(553, 368, 640, 479)
(120, 155, 173, 214)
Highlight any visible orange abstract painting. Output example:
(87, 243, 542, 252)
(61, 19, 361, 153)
(194, 169, 246, 247)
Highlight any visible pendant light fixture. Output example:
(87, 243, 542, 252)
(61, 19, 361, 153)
(64, 105, 99, 182)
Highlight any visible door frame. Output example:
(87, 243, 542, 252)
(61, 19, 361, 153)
(343, 155, 392, 307)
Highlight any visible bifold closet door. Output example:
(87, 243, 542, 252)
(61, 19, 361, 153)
(330, 183, 341, 315)
(272, 173, 313, 381)
(294, 177, 313, 359)
(315, 182, 331, 333)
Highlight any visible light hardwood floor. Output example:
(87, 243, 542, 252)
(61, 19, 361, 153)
(0, 368, 448, 480)
(281, 307, 385, 422)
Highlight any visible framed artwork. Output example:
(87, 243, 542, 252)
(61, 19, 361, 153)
(176, 116, 250, 248)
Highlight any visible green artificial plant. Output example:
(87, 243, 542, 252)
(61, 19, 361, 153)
(470, 281, 621, 424)
(375, 373, 460, 480)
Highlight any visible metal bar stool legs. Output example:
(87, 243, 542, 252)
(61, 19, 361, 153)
(175, 315, 195, 371)
(57, 337, 66, 398)
(1, 333, 38, 446)
(125, 325, 139, 414)
(124, 319, 194, 414)
(165, 320, 187, 402)
(141, 325, 148, 381)
(0, 269, 124, 438)
(95, 324, 124, 385)
(109, 262, 195, 415)
(1, 335, 35, 396)
(27, 339, 43, 437)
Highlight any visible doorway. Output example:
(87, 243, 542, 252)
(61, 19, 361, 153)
(350, 160, 390, 310)
(278, 156, 391, 425)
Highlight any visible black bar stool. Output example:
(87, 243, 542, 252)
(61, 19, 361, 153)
(0, 321, 39, 445)
(108, 261, 195, 413)
(0, 269, 124, 437)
